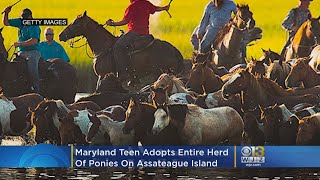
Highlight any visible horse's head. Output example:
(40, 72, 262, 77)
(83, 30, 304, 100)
(29, 100, 60, 144)
(152, 105, 169, 135)
(222, 68, 251, 98)
(186, 60, 210, 94)
(234, 4, 255, 30)
(247, 58, 266, 77)
(96, 73, 128, 93)
(192, 52, 212, 64)
(59, 11, 89, 42)
(260, 104, 282, 144)
(285, 58, 309, 88)
(194, 94, 209, 108)
(123, 98, 143, 134)
(153, 73, 173, 91)
(86, 113, 102, 143)
(150, 86, 168, 107)
(308, 17, 320, 41)
(260, 48, 282, 65)
(59, 110, 86, 145)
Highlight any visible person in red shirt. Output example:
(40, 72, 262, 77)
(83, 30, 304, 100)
(106, 0, 170, 80)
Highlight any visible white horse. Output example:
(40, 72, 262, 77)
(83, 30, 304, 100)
(59, 109, 135, 145)
(308, 45, 320, 72)
(152, 104, 243, 145)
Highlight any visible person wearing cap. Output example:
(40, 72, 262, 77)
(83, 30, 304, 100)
(190, 0, 237, 53)
(280, 0, 312, 57)
(39, 27, 70, 62)
(105, 0, 170, 81)
(2, 6, 41, 93)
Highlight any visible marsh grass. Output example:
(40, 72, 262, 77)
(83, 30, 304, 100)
(0, 0, 319, 91)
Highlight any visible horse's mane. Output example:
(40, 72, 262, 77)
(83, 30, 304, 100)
(214, 20, 233, 45)
(155, 73, 192, 94)
(171, 75, 192, 93)
(293, 20, 309, 44)
(80, 13, 115, 39)
(257, 75, 289, 97)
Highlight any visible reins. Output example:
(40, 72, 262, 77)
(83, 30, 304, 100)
(66, 22, 116, 59)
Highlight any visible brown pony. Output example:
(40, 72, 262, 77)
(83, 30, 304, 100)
(266, 60, 291, 88)
(285, 17, 320, 61)
(59, 11, 183, 88)
(212, 4, 256, 69)
(242, 112, 265, 146)
(260, 48, 283, 65)
(286, 58, 320, 88)
(247, 58, 266, 77)
(296, 113, 320, 145)
(186, 60, 223, 94)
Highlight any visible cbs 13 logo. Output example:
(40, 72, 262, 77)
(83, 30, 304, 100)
(241, 146, 265, 157)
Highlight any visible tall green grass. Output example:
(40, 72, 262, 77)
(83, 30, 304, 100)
(0, 0, 319, 91)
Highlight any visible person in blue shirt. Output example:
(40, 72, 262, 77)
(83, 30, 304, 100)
(2, 7, 41, 93)
(39, 27, 70, 62)
(191, 0, 237, 53)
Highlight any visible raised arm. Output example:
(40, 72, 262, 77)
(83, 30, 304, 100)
(2, 6, 12, 26)
(155, 5, 170, 12)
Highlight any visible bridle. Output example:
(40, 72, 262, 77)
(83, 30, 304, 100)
(232, 11, 253, 31)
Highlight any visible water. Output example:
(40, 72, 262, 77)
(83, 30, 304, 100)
(0, 168, 319, 179)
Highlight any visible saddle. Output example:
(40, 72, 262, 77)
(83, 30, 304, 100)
(128, 34, 155, 54)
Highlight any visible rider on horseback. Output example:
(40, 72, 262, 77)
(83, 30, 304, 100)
(280, 0, 312, 58)
(190, 0, 237, 53)
(106, 0, 170, 81)
(2, 7, 41, 93)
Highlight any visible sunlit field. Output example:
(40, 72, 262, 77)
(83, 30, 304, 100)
(0, 0, 319, 91)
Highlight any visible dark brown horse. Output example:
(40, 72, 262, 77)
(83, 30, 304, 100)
(286, 58, 320, 88)
(260, 104, 300, 145)
(285, 17, 320, 61)
(186, 60, 223, 94)
(212, 4, 256, 69)
(95, 73, 129, 93)
(59, 11, 184, 88)
(242, 112, 265, 145)
(247, 58, 266, 77)
(122, 99, 181, 145)
(260, 48, 283, 65)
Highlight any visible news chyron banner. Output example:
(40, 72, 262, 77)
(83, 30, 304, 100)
(1, 145, 320, 168)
